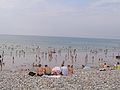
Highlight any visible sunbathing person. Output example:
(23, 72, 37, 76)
(70, 65, 74, 75)
(115, 62, 120, 70)
(67, 65, 71, 75)
(61, 64, 68, 76)
(44, 65, 52, 75)
(67, 65, 74, 76)
(36, 64, 44, 76)
(100, 63, 109, 71)
(103, 63, 108, 68)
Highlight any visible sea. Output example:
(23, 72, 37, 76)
(0, 34, 120, 50)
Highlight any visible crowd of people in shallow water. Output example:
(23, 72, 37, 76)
(28, 64, 74, 77)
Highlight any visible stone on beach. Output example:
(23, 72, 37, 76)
(0, 69, 120, 90)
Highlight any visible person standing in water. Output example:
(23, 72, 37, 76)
(0, 55, 3, 71)
(12, 56, 15, 64)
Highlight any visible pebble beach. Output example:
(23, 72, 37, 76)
(0, 68, 120, 90)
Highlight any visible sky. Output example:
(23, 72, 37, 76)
(0, 0, 120, 39)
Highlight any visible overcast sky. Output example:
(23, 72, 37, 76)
(0, 0, 120, 39)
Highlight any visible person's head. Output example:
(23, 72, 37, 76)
(117, 62, 120, 65)
(67, 65, 70, 68)
(61, 64, 64, 67)
(104, 63, 107, 65)
(45, 65, 48, 67)
(82, 65, 85, 68)
(38, 64, 42, 67)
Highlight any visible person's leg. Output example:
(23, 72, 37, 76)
(0, 64, 2, 71)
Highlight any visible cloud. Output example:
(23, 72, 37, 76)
(0, 0, 16, 9)
(90, 0, 120, 7)
(0, 0, 46, 9)
(0, 0, 120, 39)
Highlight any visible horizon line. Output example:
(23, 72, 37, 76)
(0, 33, 120, 40)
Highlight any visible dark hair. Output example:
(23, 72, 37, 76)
(38, 64, 41, 67)
(61, 64, 64, 67)
(82, 65, 85, 68)
(45, 65, 48, 67)
(104, 63, 106, 65)
(117, 62, 120, 65)
(67, 65, 70, 67)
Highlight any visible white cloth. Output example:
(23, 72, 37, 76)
(42, 75, 61, 78)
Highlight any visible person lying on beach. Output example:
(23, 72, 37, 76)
(44, 65, 52, 75)
(103, 63, 108, 68)
(100, 63, 109, 71)
(115, 62, 120, 70)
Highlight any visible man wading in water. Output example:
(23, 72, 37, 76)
(0, 55, 3, 71)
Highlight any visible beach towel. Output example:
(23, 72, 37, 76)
(42, 75, 61, 78)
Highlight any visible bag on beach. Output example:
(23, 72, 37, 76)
(28, 72, 36, 76)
